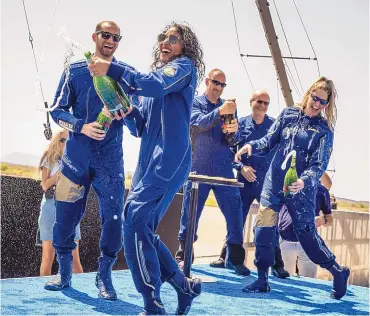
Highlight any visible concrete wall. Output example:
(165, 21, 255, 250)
(1, 175, 182, 279)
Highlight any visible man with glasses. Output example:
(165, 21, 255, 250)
(175, 69, 250, 276)
(210, 90, 290, 278)
(44, 21, 135, 301)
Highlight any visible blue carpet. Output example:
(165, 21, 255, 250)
(1, 264, 368, 315)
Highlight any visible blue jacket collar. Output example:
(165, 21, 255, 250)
(203, 93, 223, 106)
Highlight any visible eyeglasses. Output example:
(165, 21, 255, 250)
(96, 31, 122, 43)
(60, 138, 67, 143)
(157, 33, 182, 44)
(254, 99, 270, 106)
(208, 78, 227, 88)
(310, 93, 329, 106)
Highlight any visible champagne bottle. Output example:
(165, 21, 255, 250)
(96, 112, 112, 133)
(281, 150, 298, 196)
(84, 51, 130, 132)
(221, 98, 236, 134)
(222, 114, 234, 133)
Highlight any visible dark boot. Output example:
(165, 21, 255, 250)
(328, 263, 350, 299)
(225, 243, 251, 276)
(272, 243, 289, 278)
(44, 253, 72, 291)
(271, 266, 290, 278)
(225, 261, 251, 276)
(95, 255, 117, 301)
(210, 258, 225, 268)
(210, 243, 226, 268)
(141, 290, 167, 315)
(243, 269, 271, 293)
(167, 270, 202, 315)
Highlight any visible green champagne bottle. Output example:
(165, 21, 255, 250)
(96, 112, 113, 133)
(84, 51, 130, 132)
(281, 150, 298, 196)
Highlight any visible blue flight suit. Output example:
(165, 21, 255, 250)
(279, 183, 332, 242)
(234, 115, 275, 223)
(231, 114, 286, 271)
(107, 56, 200, 312)
(50, 58, 136, 258)
(249, 107, 336, 274)
(178, 94, 246, 264)
(46, 57, 137, 298)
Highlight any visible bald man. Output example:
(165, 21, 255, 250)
(210, 90, 290, 278)
(176, 69, 250, 276)
(234, 91, 274, 228)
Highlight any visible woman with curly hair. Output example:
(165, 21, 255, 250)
(89, 21, 205, 314)
(38, 129, 83, 276)
(236, 77, 349, 300)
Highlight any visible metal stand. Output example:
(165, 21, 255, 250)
(183, 181, 198, 278)
(182, 174, 244, 282)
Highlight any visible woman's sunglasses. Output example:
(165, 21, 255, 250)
(96, 31, 122, 43)
(157, 33, 181, 44)
(311, 93, 329, 106)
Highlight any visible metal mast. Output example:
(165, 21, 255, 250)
(255, 0, 294, 106)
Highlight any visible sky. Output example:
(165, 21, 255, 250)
(1, 0, 369, 201)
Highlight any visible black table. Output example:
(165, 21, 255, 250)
(183, 173, 244, 278)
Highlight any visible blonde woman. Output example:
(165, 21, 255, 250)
(38, 130, 83, 276)
(236, 77, 349, 299)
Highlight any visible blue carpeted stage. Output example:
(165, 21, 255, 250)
(1, 264, 368, 315)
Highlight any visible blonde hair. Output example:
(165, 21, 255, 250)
(299, 77, 337, 130)
(38, 130, 67, 172)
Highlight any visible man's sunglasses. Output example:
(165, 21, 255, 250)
(60, 138, 67, 143)
(208, 78, 227, 88)
(157, 33, 182, 44)
(311, 93, 329, 106)
(254, 99, 270, 106)
(96, 31, 122, 43)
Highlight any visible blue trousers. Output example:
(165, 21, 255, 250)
(53, 155, 124, 258)
(254, 187, 335, 271)
(123, 163, 190, 295)
(239, 178, 264, 225)
(238, 178, 284, 267)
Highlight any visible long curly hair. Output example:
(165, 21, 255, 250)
(151, 21, 205, 87)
